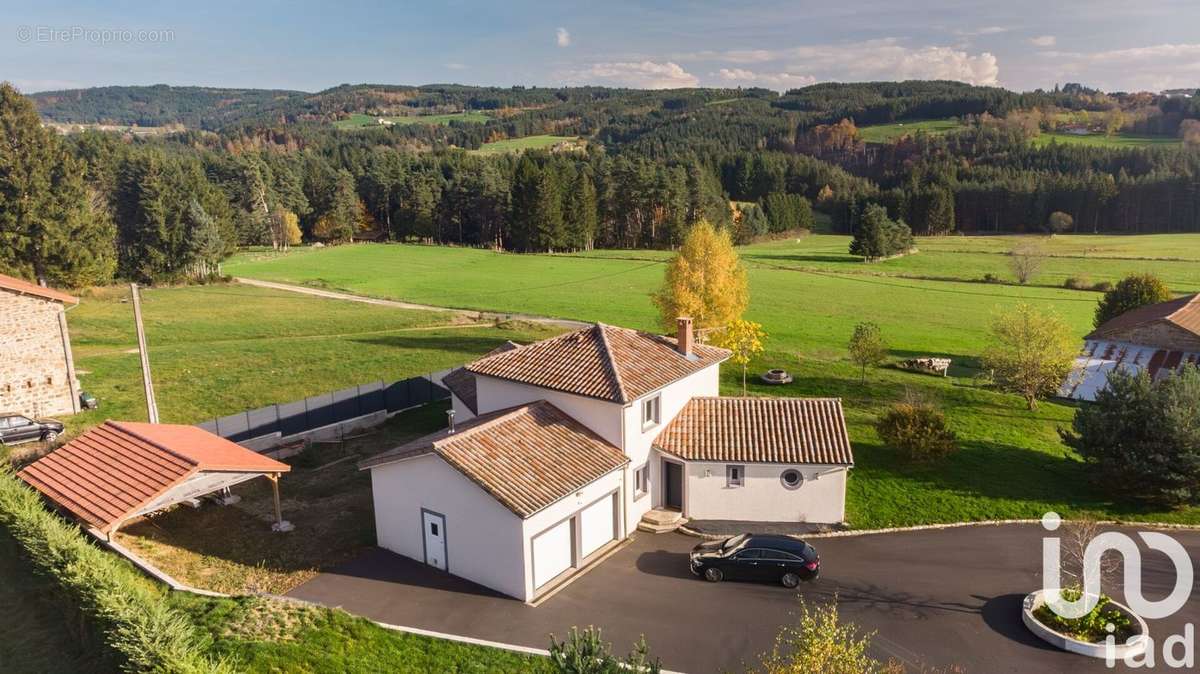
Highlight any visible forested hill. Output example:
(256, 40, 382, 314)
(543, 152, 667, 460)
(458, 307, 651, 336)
(29, 80, 1063, 131)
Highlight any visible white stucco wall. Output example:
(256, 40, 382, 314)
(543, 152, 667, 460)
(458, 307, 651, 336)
(449, 393, 477, 422)
(623, 365, 720, 528)
(682, 462, 848, 523)
(520, 468, 624, 600)
(474, 376, 624, 447)
(368, 454, 527, 599)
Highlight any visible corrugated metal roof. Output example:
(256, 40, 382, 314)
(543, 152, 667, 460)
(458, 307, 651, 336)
(654, 397, 854, 465)
(0, 272, 78, 305)
(18, 420, 290, 533)
(359, 401, 628, 518)
(466, 324, 729, 404)
(1060, 339, 1200, 401)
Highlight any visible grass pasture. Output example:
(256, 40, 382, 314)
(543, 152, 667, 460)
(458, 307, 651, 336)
(1031, 130, 1181, 148)
(468, 134, 582, 154)
(333, 111, 490, 130)
(858, 118, 964, 143)
(226, 235, 1200, 528)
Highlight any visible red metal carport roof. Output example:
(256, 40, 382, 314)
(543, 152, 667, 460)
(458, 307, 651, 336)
(18, 420, 289, 534)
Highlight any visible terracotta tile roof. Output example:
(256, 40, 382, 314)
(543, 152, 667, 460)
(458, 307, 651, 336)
(442, 341, 521, 414)
(466, 324, 729, 404)
(655, 397, 854, 465)
(359, 401, 628, 518)
(18, 420, 290, 533)
(0, 272, 78, 305)
(1087, 294, 1200, 341)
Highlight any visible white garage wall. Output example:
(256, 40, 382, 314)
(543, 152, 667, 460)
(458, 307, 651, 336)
(683, 462, 848, 523)
(521, 468, 623, 600)
(450, 393, 477, 422)
(369, 454, 527, 599)
(621, 365, 720, 529)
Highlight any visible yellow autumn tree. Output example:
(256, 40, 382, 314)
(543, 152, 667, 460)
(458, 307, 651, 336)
(713, 319, 766, 394)
(652, 220, 749, 335)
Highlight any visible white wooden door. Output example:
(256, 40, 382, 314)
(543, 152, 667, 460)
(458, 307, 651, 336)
(532, 519, 573, 588)
(579, 494, 615, 558)
(422, 511, 447, 570)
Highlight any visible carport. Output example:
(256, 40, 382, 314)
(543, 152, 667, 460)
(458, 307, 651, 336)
(18, 420, 292, 538)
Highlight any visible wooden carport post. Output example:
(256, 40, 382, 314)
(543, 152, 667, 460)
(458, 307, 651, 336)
(268, 472, 294, 532)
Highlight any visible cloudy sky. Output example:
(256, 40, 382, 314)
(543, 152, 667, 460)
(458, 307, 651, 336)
(4, 0, 1199, 93)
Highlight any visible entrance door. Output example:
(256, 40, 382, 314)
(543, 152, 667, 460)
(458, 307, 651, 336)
(422, 511, 447, 570)
(663, 460, 683, 510)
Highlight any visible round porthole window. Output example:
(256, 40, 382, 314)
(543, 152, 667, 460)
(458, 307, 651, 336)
(781, 469, 803, 489)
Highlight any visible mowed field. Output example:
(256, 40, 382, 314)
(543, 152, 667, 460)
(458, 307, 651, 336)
(227, 235, 1200, 528)
(333, 111, 490, 129)
(858, 119, 964, 143)
(1031, 131, 1182, 148)
(63, 284, 560, 431)
(468, 134, 581, 154)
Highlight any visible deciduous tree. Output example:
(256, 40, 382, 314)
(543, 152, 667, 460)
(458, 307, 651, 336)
(652, 220, 748, 333)
(982, 304, 1077, 410)
(1093, 273, 1171, 328)
(713, 319, 766, 394)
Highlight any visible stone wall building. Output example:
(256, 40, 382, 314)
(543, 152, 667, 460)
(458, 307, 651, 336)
(0, 273, 81, 418)
(1060, 293, 1200, 401)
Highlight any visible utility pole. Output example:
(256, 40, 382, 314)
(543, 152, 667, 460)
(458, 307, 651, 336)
(130, 283, 160, 424)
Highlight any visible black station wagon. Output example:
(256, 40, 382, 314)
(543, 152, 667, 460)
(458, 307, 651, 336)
(689, 533, 820, 588)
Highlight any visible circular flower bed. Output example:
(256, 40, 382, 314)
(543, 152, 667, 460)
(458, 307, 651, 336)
(1021, 589, 1149, 659)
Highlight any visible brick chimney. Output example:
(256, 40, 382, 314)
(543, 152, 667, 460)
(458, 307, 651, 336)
(676, 316, 694, 357)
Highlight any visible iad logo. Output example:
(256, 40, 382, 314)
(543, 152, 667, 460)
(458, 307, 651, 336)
(1040, 512, 1195, 668)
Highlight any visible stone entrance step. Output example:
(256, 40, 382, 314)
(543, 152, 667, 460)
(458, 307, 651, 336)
(638, 508, 686, 534)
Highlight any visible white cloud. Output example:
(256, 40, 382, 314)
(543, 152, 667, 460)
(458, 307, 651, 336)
(1029, 35, 1056, 47)
(556, 27, 571, 48)
(974, 26, 1009, 36)
(563, 61, 699, 89)
(682, 39, 1000, 86)
(444, 62, 467, 70)
(8, 78, 83, 93)
(1038, 43, 1200, 91)
(714, 68, 817, 91)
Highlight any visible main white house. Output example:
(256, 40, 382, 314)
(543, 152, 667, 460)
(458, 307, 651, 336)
(360, 318, 854, 602)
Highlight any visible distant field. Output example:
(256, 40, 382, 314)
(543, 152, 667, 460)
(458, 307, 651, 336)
(858, 119, 964, 143)
(468, 134, 582, 154)
(227, 238, 1200, 528)
(1031, 131, 1181, 148)
(333, 111, 490, 129)
(64, 284, 559, 430)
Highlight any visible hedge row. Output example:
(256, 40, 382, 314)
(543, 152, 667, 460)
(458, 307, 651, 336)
(0, 466, 232, 673)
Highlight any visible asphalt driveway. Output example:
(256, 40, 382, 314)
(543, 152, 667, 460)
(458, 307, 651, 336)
(287, 524, 1200, 673)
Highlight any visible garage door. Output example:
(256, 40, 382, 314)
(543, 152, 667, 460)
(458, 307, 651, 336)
(532, 519, 573, 588)
(579, 494, 615, 558)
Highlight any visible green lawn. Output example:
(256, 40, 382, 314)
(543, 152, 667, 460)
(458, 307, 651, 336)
(858, 119, 964, 143)
(333, 111, 490, 130)
(1031, 131, 1181, 148)
(65, 284, 561, 432)
(226, 239, 1200, 528)
(468, 135, 582, 155)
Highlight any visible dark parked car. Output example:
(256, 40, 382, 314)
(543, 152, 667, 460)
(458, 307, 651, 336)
(0, 413, 64, 445)
(690, 533, 819, 588)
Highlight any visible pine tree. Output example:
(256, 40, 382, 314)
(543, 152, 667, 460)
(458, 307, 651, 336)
(0, 83, 116, 286)
(563, 170, 597, 251)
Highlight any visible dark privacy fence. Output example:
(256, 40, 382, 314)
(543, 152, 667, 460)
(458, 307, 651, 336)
(196, 375, 450, 442)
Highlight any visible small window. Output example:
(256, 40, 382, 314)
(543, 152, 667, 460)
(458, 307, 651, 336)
(633, 463, 650, 499)
(430, 522, 439, 536)
(781, 469, 803, 490)
(736, 548, 763, 560)
(641, 395, 661, 429)
(761, 550, 802, 562)
(726, 464, 744, 487)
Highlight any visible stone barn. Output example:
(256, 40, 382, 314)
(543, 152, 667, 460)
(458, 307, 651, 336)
(0, 273, 81, 418)
(1060, 293, 1200, 401)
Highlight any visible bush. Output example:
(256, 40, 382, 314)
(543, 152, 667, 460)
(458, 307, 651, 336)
(980, 272, 1003, 284)
(875, 398, 958, 461)
(0, 467, 231, 673)
(1061, 367, 1200, 506)
(1091, 280, 1113, 293)
(1063, 276, 1090, 290)
(548, 626, 659, 674)
(755, 599, 881, 674)
(1032, 588, 1133, 643)
(1093, 273, 1171, 328)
